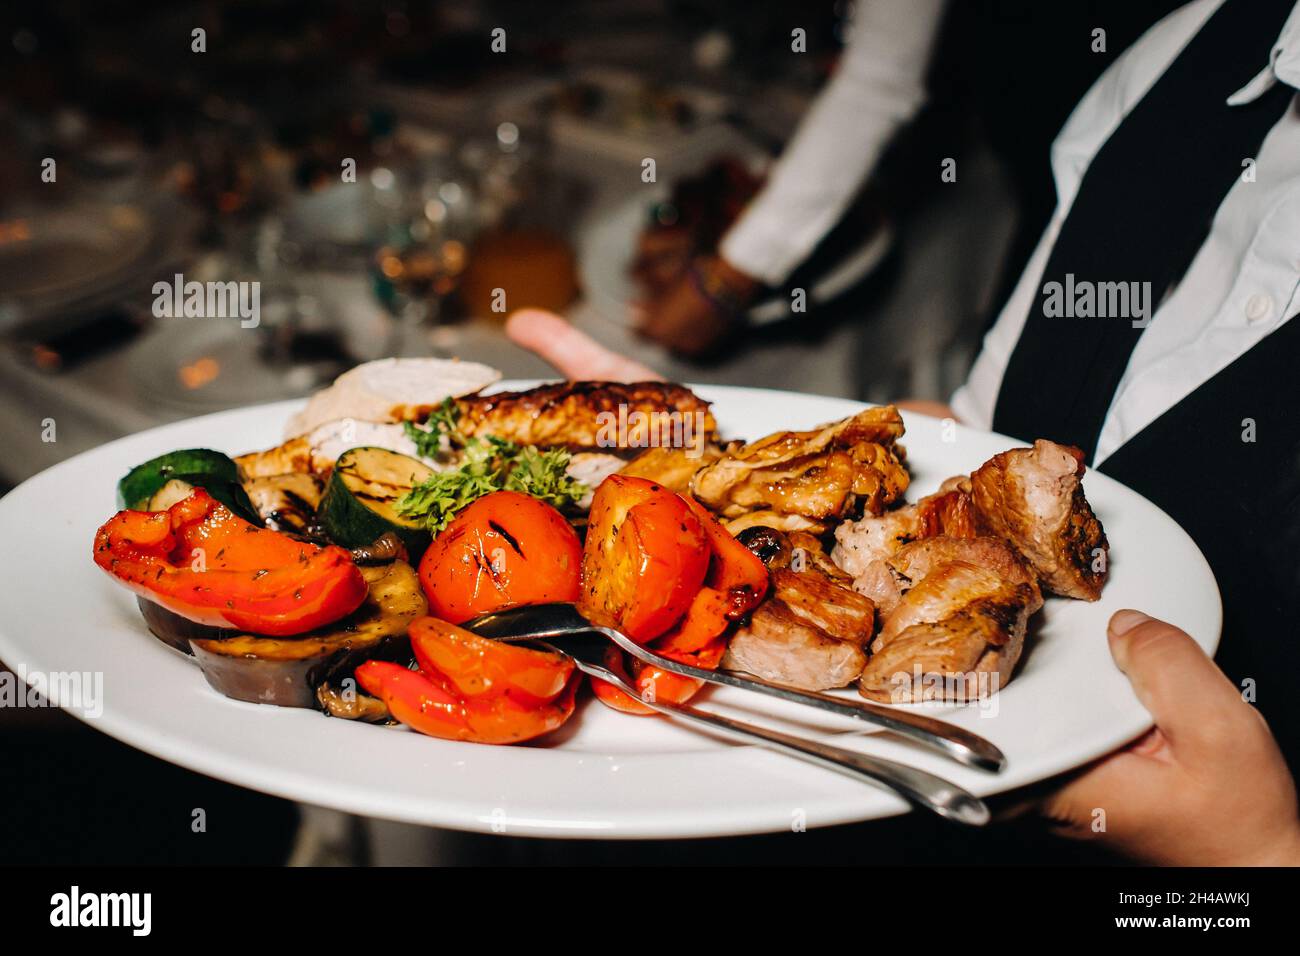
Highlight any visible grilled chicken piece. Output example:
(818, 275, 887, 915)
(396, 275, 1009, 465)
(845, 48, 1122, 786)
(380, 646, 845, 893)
(619, 445, 723, 496)
(237, 436, 312, 479)
(285, 357, 500, 438)
(723, 600, 869, 691)
(967, 440, 1107, 600)
(724, 510, 830, 535)
(456, 380, 716, 449)
(693, 407, 909, 527)
(860, 559, 1036, 702)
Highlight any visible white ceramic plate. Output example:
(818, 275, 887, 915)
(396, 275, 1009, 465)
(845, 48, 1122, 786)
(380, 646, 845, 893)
(0, 385, 1221, 839)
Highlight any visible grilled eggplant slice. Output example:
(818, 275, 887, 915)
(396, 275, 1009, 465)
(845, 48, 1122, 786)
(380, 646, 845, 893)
(243, 472, 325, 535)
(140, 561, 426, 707)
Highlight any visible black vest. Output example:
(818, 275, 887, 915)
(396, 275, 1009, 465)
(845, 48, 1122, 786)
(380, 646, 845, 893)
(991, 0, 1300, 768)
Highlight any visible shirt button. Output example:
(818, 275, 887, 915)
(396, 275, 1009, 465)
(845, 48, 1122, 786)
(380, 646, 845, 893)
(1244, 293, 1273, 323)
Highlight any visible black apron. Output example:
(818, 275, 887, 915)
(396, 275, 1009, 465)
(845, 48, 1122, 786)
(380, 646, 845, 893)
(990, 0, 1300, 768)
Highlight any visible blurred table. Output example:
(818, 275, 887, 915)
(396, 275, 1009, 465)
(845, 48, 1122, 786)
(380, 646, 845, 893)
(0, 127, 842, 488)
(0, 127, 1014, 491)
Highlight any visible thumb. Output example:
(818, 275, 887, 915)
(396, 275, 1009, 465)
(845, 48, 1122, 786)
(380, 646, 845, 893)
(1107, 610, 1245, 762)
(505, 310, 663, 383)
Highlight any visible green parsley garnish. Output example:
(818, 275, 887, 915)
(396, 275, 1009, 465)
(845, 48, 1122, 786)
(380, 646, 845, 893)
(397, 401, 586, 532)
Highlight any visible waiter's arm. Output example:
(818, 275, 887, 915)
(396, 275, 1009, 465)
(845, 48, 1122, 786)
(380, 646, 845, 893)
(636, 0, 948, 356)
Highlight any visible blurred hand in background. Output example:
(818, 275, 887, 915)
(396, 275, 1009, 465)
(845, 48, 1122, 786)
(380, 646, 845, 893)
(506, 309, 661, 382)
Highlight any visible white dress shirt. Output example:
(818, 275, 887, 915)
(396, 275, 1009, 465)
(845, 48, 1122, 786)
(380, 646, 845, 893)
(952, 0, 1300, 464)
(718, 0, 947, 285)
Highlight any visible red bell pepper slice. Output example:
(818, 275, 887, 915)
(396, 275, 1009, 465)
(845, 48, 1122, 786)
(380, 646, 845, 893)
(682, 495, 769, 618)
(93, 488, 367, 636)
(357, 619, 578, 744)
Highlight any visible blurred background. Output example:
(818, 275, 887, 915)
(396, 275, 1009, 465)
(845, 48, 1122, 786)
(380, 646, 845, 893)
(1, 0, 1170, 864)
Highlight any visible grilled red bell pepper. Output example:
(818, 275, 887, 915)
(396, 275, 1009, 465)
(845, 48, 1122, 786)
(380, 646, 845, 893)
(578, 475, 710, 643)
(583, 478, 770, 716)
(93, 488, 367, 636)
(356, 617, 578, 744)
(682, 495, 768, 619)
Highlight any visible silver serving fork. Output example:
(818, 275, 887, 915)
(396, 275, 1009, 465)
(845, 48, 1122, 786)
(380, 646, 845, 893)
(464, 602, 1006, 773)
(519, 629, 990, 826)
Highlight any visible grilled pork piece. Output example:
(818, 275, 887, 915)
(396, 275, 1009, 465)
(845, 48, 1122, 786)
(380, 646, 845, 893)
(854, 535, 1042, 614)
(771, 568, 874, 639)
(967, 440, 1107, 600)
(834, 440, 1106, 601)
(456, 380, 716, 449)
(873, 557, 1035, 650)
(831, 477, 975, 578)
(860, 559, 1036, 703)
(722, 529, 876, 690)
(693, 407, 909, 530)
(859, 604, 1029, 703)
(724, 597, 870, 691)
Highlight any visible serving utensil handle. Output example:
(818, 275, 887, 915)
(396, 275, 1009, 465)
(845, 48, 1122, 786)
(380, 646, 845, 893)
(572, 659, 989, 827)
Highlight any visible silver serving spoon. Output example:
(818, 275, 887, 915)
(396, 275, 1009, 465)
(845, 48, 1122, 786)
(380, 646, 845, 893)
(464, 603, 1007, 773)
(524, 630, 990, 826)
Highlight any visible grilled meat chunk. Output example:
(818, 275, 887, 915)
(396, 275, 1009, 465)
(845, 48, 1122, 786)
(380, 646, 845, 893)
(967, 440, 1107, 600)
(831, 479, 976, 577)
(619, 445, 723, 496)
(236, 436, 312, 479)
(860, 558, 1036, 703)
(878, 554, 1040, 650)
(723, 600, 869, 691)
(853, 535, 1042, 614)
(859, 603, 1029, 703)
(456, 380, 716, 449)
(722, 529, 875, 690)
(693, 406, 909, 528)
(833, 441, 1105, 602)
(724, 510, 831, 535)
(771, 568, 875, 643)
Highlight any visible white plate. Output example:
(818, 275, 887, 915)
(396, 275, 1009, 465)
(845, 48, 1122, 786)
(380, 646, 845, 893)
(0, 385, 1220, 839)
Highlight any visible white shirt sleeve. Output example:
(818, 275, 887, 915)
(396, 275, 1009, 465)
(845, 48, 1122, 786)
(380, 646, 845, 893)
(719, 0, 947, 286)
